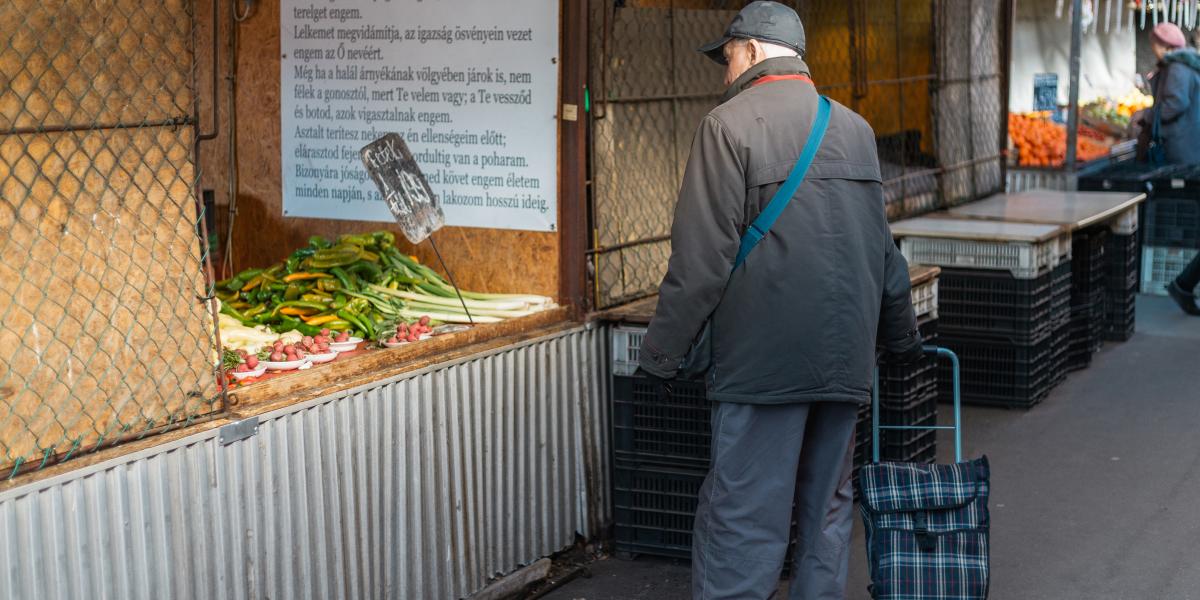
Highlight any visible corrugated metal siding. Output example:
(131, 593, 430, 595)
(0, 325, 610, 600)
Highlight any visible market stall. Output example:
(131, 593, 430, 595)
(0, 1, 608, 598)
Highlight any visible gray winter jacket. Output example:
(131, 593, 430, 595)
(1153, 49, 1200, 165)
(638, 57, 920, 405)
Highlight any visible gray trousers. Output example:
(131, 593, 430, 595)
(691, 401, 857, 600)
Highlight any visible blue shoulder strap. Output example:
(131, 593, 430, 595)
(733, 95, 832, 269)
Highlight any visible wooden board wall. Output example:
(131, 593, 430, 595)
(196, 0, 560, 298)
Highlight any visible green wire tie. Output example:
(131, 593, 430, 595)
(62, 437, 83, 461)
(584, 86, 591, 113)
(8, 457, 24, 480)
(38, 448, 52, 470)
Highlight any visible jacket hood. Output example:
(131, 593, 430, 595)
(721, 56, 813, 103)
(1162, 48, 1200, 74)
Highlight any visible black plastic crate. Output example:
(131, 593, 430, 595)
(613, 462, 705, 559)
(1144, 197, 1200, 249)
(1072, 228, 1109, 301)
(613, 375, 711, 468)
(938, 332, 1064, 409)
(1077, 161, 1178, 193)
(881, 412, 937, 454)
(883, 428, 937, 464)
(613, 461, 799, 567)
(937, 263, 1071, 344)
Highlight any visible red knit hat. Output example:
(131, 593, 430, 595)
(1152, 22, 1187, 50)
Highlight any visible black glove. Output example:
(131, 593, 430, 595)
(886, 327, 926, 366)
(634, 367, 675, 403)
(890, 342, 927, 367)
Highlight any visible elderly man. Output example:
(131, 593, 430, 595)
(636, 2, 922, 598)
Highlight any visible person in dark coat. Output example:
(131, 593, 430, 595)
(1149, 24, 1200, 314)
(1144, 22, 1200, 166)
(635, 3, 921, 597)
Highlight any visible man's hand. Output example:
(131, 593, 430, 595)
(634, 367, 675, 403)
(890, 343, 926, 367)
(884, 327, 926, 366)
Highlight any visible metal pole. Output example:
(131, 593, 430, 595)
(1065, 0, 1083, 172)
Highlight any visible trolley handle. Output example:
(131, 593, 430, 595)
(871, 345, 961, 464)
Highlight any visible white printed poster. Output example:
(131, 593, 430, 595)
(280, 0, 560, 231)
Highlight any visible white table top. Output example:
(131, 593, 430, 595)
(890, 216, 1069, 243)
(945, 189, 1147, 230)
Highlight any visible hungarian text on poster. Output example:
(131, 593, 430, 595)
(280, 0, 559, 231)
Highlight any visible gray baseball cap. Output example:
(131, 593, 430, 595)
(698, 1, 806, 65)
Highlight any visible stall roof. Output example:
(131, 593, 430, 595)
(946, 190, 1146, 230)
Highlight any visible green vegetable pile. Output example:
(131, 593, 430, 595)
(214, 231, 553, 341)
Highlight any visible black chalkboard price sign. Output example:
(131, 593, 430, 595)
(360, 133, 446, 245)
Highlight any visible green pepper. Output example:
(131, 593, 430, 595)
(331, 293, 348, 310)
(220, 303, 248, 321)
(337, 309, 374, 339)
(308, 235, 332, 249)
(254, 313, 281, 325)
(322, 319, 353, 331)
(271, 300, 330, 315)
(285, 256, 301, 274)
(338, 233, 376, 247)
(309, 254, 361, 269)
(347, 260, 383, 283)
(284, 283, 303, 301)
(236, 267, 264, 281)
(373, 231, 395, 247)
(294, 322, 322, 336)
(242, 304, 267, 318)
(329, 267, 355, 292)
(302, 292, 331, 303)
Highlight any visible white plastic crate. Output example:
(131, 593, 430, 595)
(1107, 206, 1138, 235)
(1141, 245, 1198, 296)
(900, 233, 1072, 279)
(611, 326, 648, 376)
(911, 277, 938, 320)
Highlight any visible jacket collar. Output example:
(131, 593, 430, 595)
(721, 56, 813, 103)
(1161, 48, 1200, 74)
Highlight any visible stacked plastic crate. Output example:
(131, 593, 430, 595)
(853, 269, 940, 494)
(610, 327, 709, 559)
(1102, 213, 1139, 341)
(610, 270, 941, 557)
(896, 220, 1073, 409)
(1139, 167, 1200, 296)
(1066, 228, 1108, 371)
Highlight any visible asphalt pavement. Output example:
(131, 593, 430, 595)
(542, 295, 1200, 600)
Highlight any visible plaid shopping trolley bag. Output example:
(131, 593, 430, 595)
(858, 346, 991, 600)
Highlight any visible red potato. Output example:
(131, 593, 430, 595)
(245, 355, 259, 368)
(302, 336, 314, 346)
(336, 332, 349, 342)
(270, 352, 285, 362)
(320, 328, 331, 337)
(419, 315, 431, 326)
(407, 334, 419, 343)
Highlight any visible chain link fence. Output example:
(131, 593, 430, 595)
(0, 0, 222, 477)
(588, 0, 1007, 309)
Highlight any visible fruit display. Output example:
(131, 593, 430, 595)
(1081, 90, 1153, 132)
(1008, 112, 1111, 168)
(213, 231, 554, 345)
